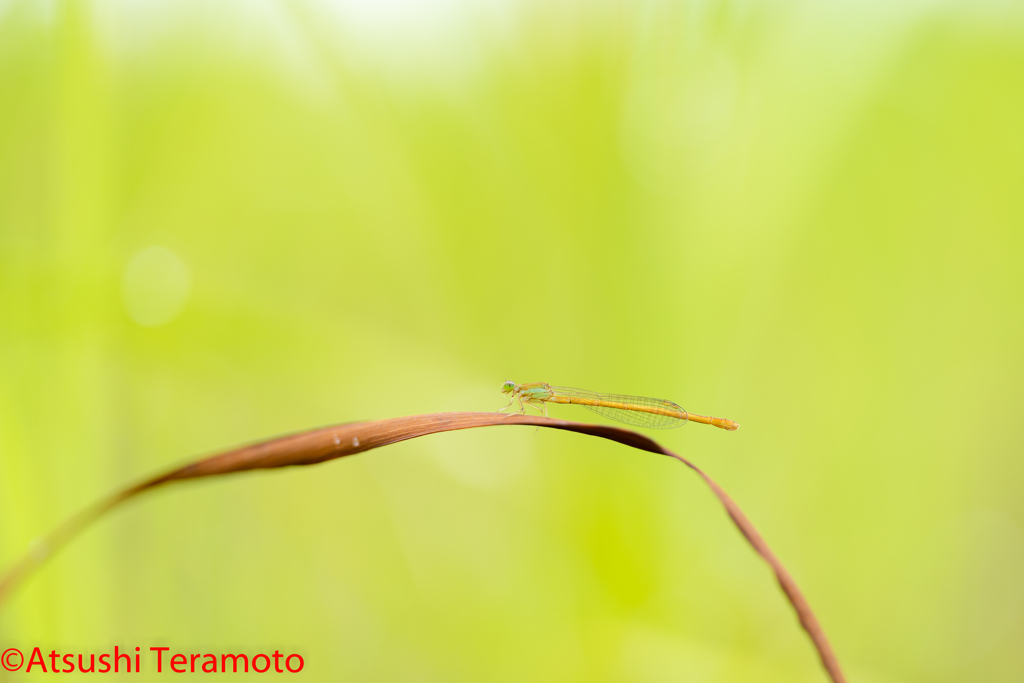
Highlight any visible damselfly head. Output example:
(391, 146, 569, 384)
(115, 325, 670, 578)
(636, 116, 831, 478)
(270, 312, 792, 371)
(501, 380, 516, 394)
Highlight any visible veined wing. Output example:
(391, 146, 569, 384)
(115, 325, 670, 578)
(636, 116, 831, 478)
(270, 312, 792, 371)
(549, 386, 688, 429)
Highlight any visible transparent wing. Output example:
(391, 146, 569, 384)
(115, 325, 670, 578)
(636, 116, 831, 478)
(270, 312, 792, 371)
(549, 386, 688, 429)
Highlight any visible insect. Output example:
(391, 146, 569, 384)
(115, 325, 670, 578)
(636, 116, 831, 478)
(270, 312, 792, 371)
(499, 381, 739, 431)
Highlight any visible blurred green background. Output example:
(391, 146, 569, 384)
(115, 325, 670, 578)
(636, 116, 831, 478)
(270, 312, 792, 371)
(2, 0, 1023, 680)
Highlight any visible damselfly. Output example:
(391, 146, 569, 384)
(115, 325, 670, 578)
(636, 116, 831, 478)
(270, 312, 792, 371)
(498, 381, 739, 431)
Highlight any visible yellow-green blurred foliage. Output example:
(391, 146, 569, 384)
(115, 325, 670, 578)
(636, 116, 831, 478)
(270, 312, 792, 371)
(2, 0, 1023, 680)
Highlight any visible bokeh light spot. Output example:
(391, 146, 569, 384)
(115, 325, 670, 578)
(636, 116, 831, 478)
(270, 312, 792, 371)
(121, 245, 191, 327)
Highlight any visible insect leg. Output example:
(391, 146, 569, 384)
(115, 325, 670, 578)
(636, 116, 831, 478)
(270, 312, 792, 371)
(498, 393, 517, 412)
(525, 400, 546, 414)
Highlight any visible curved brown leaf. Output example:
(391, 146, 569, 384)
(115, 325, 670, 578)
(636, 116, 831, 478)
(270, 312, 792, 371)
(0, 411, 845, 682)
